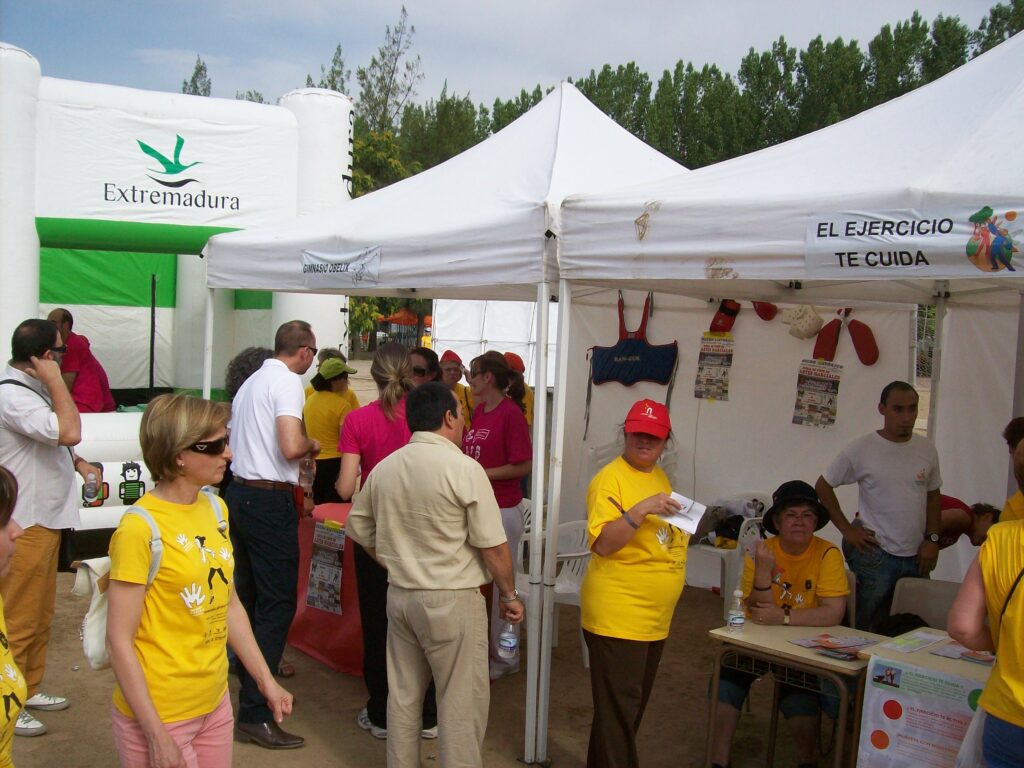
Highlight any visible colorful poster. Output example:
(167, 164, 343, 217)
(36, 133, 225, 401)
(857, 656, 985, 768)
(792, 359, 842, 427)
(305, 520, 345, 615)
(694, 332, 734, 400)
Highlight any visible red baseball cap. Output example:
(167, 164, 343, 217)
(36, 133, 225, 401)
(503, 351, 526, 373)
(440, 350, 463, 365)
(624, 399, 671, 439)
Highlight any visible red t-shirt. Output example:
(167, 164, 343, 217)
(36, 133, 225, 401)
(62, 332, 115, 413)
(463, 397, 532, 508)
(939, 494, 974, 549)
(338, 399, 411, 479)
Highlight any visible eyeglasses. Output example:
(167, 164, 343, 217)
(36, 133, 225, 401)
(188, 436, 229, 455)
(411, 366, 429, 377)
(49, 345, 67, 354)
(301, 345, 318, 356)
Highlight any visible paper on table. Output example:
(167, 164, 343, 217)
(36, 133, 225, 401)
(662, 492, 707, 534)
(878, 629, 947, 654)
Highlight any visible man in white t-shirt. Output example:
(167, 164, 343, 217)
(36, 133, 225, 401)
(226, 320, 319, 749)
(815, 381, 941, 631)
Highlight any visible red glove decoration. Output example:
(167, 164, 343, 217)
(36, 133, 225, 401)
(847, 319, 879, 365)
(710, 299, 741, 333)
(752, 301, 778, 321)
(812, 318, 842, 362)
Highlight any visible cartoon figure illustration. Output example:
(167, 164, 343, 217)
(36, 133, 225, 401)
(118, 462, 146, 505)
(194, 534, 229, 591)
(967, 206, 1018, 272)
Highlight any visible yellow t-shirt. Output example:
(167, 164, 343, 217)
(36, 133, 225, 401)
(109, 492, 234, 722)
(581, 456, 688, 641)
(522, 384, 534, 429)
(1002, 490, 1024, 523)
(0, 595, 26, 768)
(740, 535, 848, 611)
(303, 390, 354, 460)
(454, 383, 474, 428)
(979, 520, 1024, 727)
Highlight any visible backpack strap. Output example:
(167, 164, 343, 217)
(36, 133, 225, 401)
(202, 489, 228, 533)
(1000, 564, 1024, 621)
(122, 506, 163, 585)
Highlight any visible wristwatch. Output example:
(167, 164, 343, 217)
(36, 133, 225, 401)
(925, 533, 940, 543)
(499, 589, 521, 603)
(783, 605, 791, 626)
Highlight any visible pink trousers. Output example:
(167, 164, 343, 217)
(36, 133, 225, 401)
(111, 692, 234, 768)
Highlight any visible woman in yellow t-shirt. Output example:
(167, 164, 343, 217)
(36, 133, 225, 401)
(0, 466, 26, 767)
(949, 520, 1024, 767)
(303, 357, 358, 504)
(580, 399, 688, 768)
(439, 350, 473, 428)
(709, 480, 849, 768)
(107, 394, 295, 767)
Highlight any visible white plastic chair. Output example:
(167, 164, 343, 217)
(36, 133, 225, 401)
(889, 577, 960, 630)
(720, 516, 765, 620)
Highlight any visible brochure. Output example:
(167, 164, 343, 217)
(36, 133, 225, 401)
(930, 641, 995, 666)
(877, 629, 947, 654)
(663, 492, 707, 535)
(789, 633, 877, 650)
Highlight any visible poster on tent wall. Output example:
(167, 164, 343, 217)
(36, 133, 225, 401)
(805, 207, 1023, 278)
(34, 88, 297, 232)
(792, 359, 841, 427)
(694, 332, 733, 400)
(856, 655, 984, 767)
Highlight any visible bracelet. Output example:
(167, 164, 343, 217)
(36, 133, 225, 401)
(752, 584, 772, 591)
(499, 589, 521, 603)
(621, 511, 640, 530)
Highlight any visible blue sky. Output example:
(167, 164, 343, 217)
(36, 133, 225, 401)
(1, 0, 1000, 108)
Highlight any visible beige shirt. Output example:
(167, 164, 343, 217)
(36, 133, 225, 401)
(347, 431, 506, 590)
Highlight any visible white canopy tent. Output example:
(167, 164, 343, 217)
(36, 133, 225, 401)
(553, 31, 1024, 629)
(203, 82, 683, 763)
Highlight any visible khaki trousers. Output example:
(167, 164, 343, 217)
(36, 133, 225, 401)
(0, 525, 60, 697)
(386, 586, 489, 768)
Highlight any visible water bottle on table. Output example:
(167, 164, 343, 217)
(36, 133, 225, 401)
(726, 589, 746, 632)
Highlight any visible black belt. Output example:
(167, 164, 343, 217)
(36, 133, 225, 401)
(233, 477, 295, 492)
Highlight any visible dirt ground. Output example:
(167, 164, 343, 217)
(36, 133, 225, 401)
(15, 577, 835, 768)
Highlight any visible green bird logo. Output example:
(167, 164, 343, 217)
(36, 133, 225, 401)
(137, 135, 201, 187)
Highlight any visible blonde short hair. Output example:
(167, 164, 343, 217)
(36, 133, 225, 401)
(140, 394, 230, 482)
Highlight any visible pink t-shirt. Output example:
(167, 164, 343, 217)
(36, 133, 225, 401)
(463, 397, 532, 508)
(338, 399, 411, 479)
(62, 332, 115, 413)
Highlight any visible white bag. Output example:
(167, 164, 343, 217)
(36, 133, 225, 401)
(955, 706, 987, 768)
(71, 507, 163, 671)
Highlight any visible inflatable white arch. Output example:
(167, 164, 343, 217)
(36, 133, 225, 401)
(0, 42, 353, 532)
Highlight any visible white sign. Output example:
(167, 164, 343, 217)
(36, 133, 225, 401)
(805, 207, 1022, 277)
(301, 246, 381, 287)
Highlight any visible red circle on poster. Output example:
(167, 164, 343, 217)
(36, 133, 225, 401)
(871, 730, 890, 750)
(883, 700, 903, 720)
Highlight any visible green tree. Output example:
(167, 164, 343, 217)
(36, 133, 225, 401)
(737, 36, 799, 151)
(181, 55, 211, 96)
(866, 13, 930, 105)
(491, 86, 544, 133)
(352, 130, 418, 196)
(678, 63, 744, 168)
(356, 6, 425, 133)
(399, 83, 488, 170)
(306, 44, 352, 93)
(572, 62, 652, 138)
(235, 89, 266, 103)
(795, 36, 866, 135)
(972, 0, 1024, 54)
(923, 15, 971, 82)
(646, 68, 682, 161)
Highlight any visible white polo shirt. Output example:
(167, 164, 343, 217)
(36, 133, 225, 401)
(228, 358, 305, 483)
(0, 365, 80, 529)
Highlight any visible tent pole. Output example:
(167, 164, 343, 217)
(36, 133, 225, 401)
(523, 282, 550, 763)
(535, 278, 572, 764)
(926, 281, 949, 441)
(202, 287, 214, 399)
(1011, 290, 1024, 497)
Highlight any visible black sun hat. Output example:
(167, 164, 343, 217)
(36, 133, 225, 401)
(764, 480, 830, 535)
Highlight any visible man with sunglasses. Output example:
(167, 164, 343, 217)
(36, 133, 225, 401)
(0, 318, 102, 736)
(224, 320, 320, 749)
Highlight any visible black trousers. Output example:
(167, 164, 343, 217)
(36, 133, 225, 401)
(227, 483, 298, 724)
(583, 629, 665, 768)
(312, 457, 342, 505)
(353, 542, 437, 729)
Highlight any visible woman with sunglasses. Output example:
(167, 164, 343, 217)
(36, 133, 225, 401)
(463, 351, 532, 679)
(408, 347, 440, 388)
(336, 343, 438, 740)
(107, 394, 293, 768)
(0, 466, 26, 766)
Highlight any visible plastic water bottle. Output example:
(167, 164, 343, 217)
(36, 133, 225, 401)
(497, 622, 519, 659)
(726, 589, 746, 632)
(83, 472, 99, 504)
(299, 459, 314, 494)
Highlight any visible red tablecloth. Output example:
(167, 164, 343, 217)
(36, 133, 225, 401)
(287, 503, 363, 676)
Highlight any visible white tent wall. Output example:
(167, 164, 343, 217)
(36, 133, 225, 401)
(558, 289, 915, 587)
(174, 255, 234, 389)
(432, 299, 559, 388)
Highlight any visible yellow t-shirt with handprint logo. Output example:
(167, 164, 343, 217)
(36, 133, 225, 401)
(0, 596, 26, 767)
(581, 457, 688, 641)
(110, 492, 234, 722)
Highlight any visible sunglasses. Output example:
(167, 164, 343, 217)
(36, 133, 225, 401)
(412, 366, 429, 377)
(301, 344, 318, 356)
(49, 345, 68, 354)
(188, 436, 229, 455)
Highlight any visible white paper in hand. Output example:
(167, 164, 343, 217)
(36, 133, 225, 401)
(662, 492, 707, 535)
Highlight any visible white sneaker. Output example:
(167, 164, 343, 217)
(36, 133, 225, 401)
(356, 708, 387, 740)
(25, 693, 69, 712)
(15, 710, 47, 737)
(421, 725, 438, 740)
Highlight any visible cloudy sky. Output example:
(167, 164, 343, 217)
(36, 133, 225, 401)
(2, 0, 999, 107)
